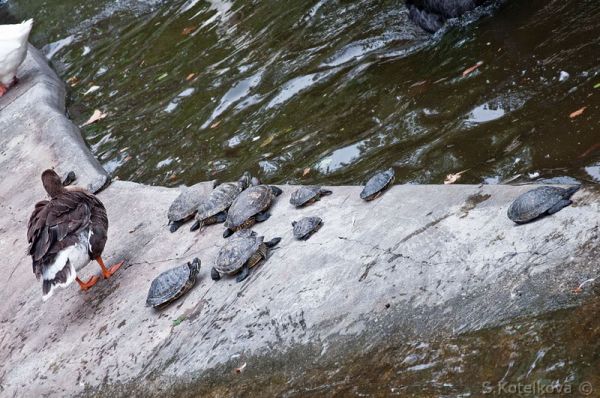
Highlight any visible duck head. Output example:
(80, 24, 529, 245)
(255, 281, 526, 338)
(41, 169, 65, 198)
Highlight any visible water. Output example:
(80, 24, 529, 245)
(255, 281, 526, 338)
(3, 0, 600, 394)
(5, 0, 599, 188)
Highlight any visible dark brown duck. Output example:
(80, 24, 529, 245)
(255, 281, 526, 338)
(27, 169, 124, 300)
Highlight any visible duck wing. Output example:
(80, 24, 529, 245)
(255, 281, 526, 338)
(0, 19, 33, 42)
(27, 191, 104, 278)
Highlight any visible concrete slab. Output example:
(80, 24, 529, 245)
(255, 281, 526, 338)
(0, 45, 108, 194)
(1, 180, 598, 397)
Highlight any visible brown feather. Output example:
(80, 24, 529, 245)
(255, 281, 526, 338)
(27, 190, 108, 278)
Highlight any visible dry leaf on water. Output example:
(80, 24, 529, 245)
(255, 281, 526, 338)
(66, 76, 79, 86)
(80, 110, 107, 127)
(181, 26, 196, 36)
(260, 135, 274, 147)
(569, 106, 586, 118)
(462, 61, 484, 77)
(186, 73, 196, 81)
(444, 169, 469, 184)
(235, 363, 247, 373)
(210, 120, 221, 129)
(303, 167, 311, 176)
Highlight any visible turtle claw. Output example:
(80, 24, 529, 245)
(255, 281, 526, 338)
(211, 267, 221, 281)
(255, 211, 271, 223)
(223, 228, 234, 238)
(320, 189, 333, 196)
(236, 266, 250, 283)
(190, 220, 201, 232)
(62, 171, 76, 186)
(266, 237, 281, 248)
(215, 211, 227, 223)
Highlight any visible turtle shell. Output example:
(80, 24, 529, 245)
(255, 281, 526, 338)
(215, 230, 264, 275)
(360, 168, 395, 201)
(507, 186, 579, 223)
(196, 181, 243, 222)
(225, 185, 274, 229)
(168, 183, 211, 222)
(146, 258, 201, 308)
(292, 216, 322, 240)
(290, 186, 324, 207)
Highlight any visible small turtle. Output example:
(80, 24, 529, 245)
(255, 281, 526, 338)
(168, 182, 211, 232)
(223, 184, 283, 238)
(292, 216, 323, 240)
(360, 168, 395, 201)
(507, 185, 580, 224)
(211, 230, 281, 282)
(190, 172, 252, 232)
(289, 186, 333, 207)
(146, 258, 201, 309)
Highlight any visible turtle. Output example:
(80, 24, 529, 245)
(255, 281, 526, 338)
(189, 172, 253, 232)
(360, 168, 395, 201)
(289, 186, 333, 207)
(507, 185, 580, 224)
(292, 216, 323, 240)
(223, 184, 283, 238)
(167, 182, 212, 232)
(146, 258, 201, 309)
(211, 230, 281, 282)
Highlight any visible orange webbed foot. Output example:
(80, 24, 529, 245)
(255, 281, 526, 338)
(0, 84, 7, 97)
(76, 275, 100, 291)
(96, 257, 125, 279)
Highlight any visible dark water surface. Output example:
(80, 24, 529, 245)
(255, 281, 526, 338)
(6, 0, 600, 187)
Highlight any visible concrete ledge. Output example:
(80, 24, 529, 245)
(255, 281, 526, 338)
(0, 47, 598, 397)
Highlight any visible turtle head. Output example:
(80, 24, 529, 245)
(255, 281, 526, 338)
(189, 258, 201, 275)
(238, 172, 252, 189)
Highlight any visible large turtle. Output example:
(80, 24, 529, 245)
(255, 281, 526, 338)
(289, 186, 333, 207)
(146, 258, 201, 309)
(167, 182, 212, 232)
(360, 168, 395, 201)
(223, 184, 282, 238)
(190, 172, 252, 232)
(507, 185, 580, 224)
(292, 216, 323, 240)
(211, 230, 281, 282)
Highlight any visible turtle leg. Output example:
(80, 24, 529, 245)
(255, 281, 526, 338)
(223, 228, 234, 238)
(235, 265, 250, 283)
(265, 237, 282, 248)
(270, 186, 283, 196)
(546, 200, 572, 215)
(169, 220, 184, 233)
(210, 267, 221, 281)
(215, 211, 228, 223)
(62, 171, 76, 186)
(189, 220, 202, 232)
(255, 212, 271, 223)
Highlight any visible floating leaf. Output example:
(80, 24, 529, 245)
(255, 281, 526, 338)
(410, 80, 427, 88)
(157, 72, 168, 81)
(462, 61, 484, 77)
(210, 120, 221, 129)
(186, 73, 196, 81)
(181, 26, 196, 36)
(569, 106, 587, 118)
(594, 83, 600, 89)
(80, 109, 107, 127)
(66, 76, 79, 86)
(303, 167, 311, 176)
(83, 85, 100, 95)
(444, 169, 469, 184)
(260, 135, 274, 147)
